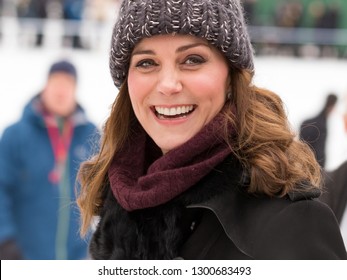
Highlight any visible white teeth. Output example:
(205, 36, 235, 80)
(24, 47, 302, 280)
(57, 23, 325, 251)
(164, 108, 170, 116)
(155, 105, 194, 116)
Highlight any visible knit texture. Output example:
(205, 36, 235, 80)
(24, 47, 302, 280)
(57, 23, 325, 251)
(108, 113, 233, 211)
(110, 0, 254, 88)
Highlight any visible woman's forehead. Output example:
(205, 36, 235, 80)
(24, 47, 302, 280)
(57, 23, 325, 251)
(132, 34, 210, 51)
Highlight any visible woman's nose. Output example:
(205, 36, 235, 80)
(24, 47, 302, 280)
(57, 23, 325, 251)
(156, 66, 183, 96)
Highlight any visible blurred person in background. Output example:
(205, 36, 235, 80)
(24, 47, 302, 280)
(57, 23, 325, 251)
(16, 0, 48, 47)
(308, 0, 341, 57)
(0, 60, 99, 259)
(84, 0, 112, 50)
(321, 159, 347, 249)
(299, 93, 338, 168)
(274, 0, 303, 56)
(62, 0, 86, 49)
(322, 161, 347, 230)
(242, 0, 257, 25)
(275, 1, 303, 28)
(321, 94, 347, 248)
(16, 0, 31, 17)
(28, 0, 47, 46)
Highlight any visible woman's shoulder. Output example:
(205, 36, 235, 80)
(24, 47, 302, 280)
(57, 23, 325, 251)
(189, 188, 347, 259)
(253, 199, 346, 259)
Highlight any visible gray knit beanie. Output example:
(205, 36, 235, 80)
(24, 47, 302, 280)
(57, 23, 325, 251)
(110, 0, 254, 88)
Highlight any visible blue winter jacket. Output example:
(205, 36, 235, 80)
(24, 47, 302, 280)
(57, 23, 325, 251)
(63, 0, 85, 20)
(0, 95, 99, 259)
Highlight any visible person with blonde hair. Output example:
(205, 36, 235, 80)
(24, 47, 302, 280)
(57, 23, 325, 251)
(77, 0, 346, 259)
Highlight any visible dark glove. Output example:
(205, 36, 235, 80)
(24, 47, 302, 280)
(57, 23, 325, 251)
(0, 239, 23, 260)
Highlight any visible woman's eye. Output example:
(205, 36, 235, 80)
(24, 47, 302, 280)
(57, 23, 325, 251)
(184, 55, 206, 65)
(136, 59, 157, 68)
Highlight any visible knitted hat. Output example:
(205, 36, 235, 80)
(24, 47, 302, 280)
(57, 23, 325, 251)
(48, 60, 77, 80)
(110, 0, 254, 88)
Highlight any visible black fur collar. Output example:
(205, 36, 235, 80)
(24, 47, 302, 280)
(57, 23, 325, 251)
(89, 155, 244, 259)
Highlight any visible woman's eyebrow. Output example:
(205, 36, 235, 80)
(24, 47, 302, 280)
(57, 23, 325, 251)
(132, 43, 210, 56)
(131, 49, 155, 56)
(176, 43, 210, 53)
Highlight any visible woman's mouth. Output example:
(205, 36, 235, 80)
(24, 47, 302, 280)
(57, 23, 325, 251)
(153, 105, 196, 119)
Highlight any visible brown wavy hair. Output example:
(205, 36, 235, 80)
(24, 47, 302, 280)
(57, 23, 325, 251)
(77, 69, 321, 236)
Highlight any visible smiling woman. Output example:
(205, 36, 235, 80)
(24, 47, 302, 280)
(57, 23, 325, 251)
(77, 0, 347, 260)
(127, 35, 229, 153)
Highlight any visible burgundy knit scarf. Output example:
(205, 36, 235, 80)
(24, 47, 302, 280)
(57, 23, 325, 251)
(108, 113, 233, 211)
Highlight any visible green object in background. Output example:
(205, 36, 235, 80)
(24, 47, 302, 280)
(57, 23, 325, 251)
(251, 0, 347, 29)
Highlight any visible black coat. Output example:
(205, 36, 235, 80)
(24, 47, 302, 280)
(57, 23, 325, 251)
(90, 156, 347, 259)
(300, 112, 328, 167)
(299, 112, 328, 167)
(321, 161, 347, 224)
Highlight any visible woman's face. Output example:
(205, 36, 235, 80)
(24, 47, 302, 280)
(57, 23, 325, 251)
(128, 34, 230, 154)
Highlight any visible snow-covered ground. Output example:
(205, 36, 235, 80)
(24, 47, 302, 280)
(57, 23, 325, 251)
(1, 45, 347, 171)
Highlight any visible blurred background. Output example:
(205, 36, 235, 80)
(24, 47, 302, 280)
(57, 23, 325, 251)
(1, 0, 347, 171)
